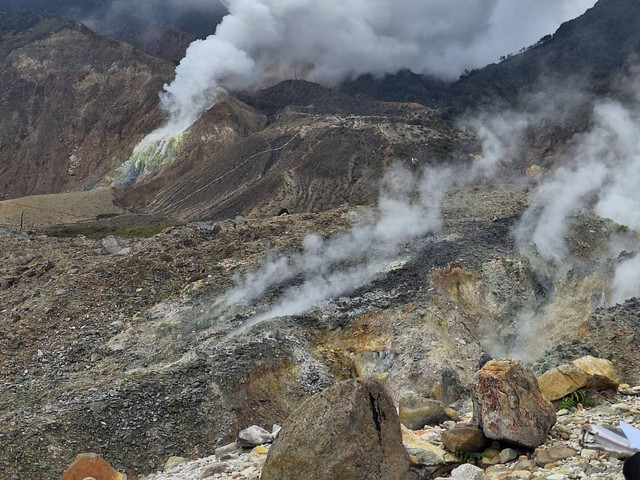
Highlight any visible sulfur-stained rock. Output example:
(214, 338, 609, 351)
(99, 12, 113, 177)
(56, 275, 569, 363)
(573, 356, 619, 390)
(261, 378, 410, 480)
(399, 391, 457, 429)
(537, 363, 589, 401)
(441, 424, 488, 453)
(537, 356, 619, 401)
(472, 359, 556, 448)
(163, 456, 187, 472)
(60, 453, 125, 480)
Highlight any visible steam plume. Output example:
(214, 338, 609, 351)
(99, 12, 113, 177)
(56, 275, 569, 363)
(140, 0, 595, 145)
(515, 95, 640, 303)
(217, 163, 453, 337)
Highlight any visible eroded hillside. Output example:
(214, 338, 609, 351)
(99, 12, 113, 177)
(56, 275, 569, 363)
(0, 12, 173, 200)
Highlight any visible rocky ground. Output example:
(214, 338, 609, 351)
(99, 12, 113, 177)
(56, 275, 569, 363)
(137, 387, 640, 480)
(1, 184, 637, 479)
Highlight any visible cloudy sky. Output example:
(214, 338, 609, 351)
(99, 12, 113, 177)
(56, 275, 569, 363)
(1, 0, 599, 141)
(2, 0, 596, 67)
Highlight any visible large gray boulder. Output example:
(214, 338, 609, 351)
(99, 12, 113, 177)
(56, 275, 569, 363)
(472, 358, 556, 448)
(261, 378, 410, 480)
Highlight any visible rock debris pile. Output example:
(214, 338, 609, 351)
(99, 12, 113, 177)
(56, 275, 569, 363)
(128, 368, 639, 480)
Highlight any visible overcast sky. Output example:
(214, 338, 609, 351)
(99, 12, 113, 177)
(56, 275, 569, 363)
(1, 1, 598, 73)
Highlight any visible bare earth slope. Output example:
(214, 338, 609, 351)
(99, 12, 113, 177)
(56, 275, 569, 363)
(119, 81, 470, 222)
(0, 12, 173, 200)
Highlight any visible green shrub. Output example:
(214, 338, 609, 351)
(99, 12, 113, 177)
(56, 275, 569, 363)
(454, 451, 489, 464)
(559, 388, 596, 410)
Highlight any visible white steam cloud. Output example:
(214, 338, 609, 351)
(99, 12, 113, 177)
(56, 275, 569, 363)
(513, 76, 640, 304)
(140, 0, 595, 146)
(217, 163, 453, 337)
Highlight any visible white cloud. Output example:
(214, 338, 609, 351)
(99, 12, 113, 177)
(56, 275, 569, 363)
(142, 0, 596, 144)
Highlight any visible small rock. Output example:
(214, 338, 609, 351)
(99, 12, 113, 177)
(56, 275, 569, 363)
(518, 459, 534, 469)
(449, 463, 486, 479)
(237, 426, 273, 448)
(399, 391, 456, 429)
(480, 449, 501, 467)
(580, 449, 599, 460)
(200, 463, 227, 478)
(505, 471, 532, 479)
(248, 446, 269, 463)
(402, 426, 447, 466)
(100, 236, 125, 255)
(612, 403, 631, 413)
(546, 474, 568, 480)
(499, 448, 518, 463)
(215, 442, 239, 460)
(441, 424, 488, 452)
(164, 456, 187, 471)
(535, 445, 577, 466)
(60, 453, 125, 480)
(90, 352, 103, 362)
(272, 424, 282, 438)
(90, 401, 106, 415)
(67, 267, 80, 275)
(0, 279, 10, 290)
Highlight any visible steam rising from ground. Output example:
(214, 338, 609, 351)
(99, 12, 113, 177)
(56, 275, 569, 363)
(219, 164, 453, 337)
(515, 88, 640, 304)
(140, 0, 595, 145)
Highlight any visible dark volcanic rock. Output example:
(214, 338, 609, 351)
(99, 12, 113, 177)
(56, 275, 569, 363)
(261, 378, 410, 480)
(472, 358, 556, 448)
(583, 298, 640, 385)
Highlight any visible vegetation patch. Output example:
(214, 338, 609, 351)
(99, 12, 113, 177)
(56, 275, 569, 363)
(45, 223, 172, 239)
(454, 451, 489, 464)
(559, 388, 596, 410)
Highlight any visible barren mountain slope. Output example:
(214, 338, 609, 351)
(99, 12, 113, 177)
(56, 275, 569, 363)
(117, 80, 471, 222)
(0, 12, 173, 200)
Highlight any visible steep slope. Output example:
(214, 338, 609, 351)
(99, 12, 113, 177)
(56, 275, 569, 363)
(0, 12, 173, 200)
(117, 81, 470, 222)
(340, 0, 640, 108)
(86, 17, 196, 65)
(453, 0, 640, 104)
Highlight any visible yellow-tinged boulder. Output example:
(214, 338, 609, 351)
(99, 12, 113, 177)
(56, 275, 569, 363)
(537, 356, 619, 401)
(537, 364, 589, 401)
(573, 356, 619, 390)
